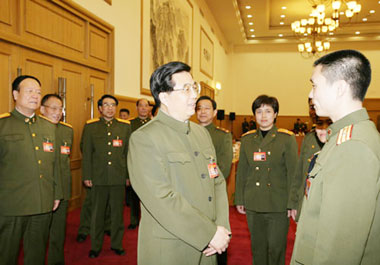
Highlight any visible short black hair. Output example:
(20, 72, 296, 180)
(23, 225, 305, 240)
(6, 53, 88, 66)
(314, 49, 371, 101)
(119, 108, 130, 115)
(97, 94, 118, 107)
(136, 98, 149, 107)
(41, 94, 62, 106)
(150, 61, 191, 107)
(196, 96, 217, 110)
(12, 75, 41, 92)
(252, 95, 279, 115)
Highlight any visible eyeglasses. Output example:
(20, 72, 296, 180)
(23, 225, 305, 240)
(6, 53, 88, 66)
(43, 105, 63, 112)
(173, 82, 201, 96)
(102, 103, 117, 108)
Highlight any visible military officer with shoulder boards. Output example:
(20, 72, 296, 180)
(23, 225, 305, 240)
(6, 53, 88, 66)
(291, 50, 380, 265)
(196, 95, 233, 265)
(81, 94, 131, 258)
(235, 95, 298, 265)
(128, 61, 231, 265)
(0, 75, 62, 265)
(40, 94, 73, 265)
(126, 98, 151, 230)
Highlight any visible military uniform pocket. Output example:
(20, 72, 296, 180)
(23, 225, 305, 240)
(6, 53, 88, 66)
(1, 134, 24, 141)
(167, 152, 191, 164)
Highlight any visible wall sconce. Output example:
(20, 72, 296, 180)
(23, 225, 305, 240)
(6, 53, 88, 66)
(215, 82, 222, 95)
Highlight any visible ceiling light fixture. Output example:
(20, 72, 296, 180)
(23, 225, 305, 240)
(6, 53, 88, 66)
(291, 0, 362, 57)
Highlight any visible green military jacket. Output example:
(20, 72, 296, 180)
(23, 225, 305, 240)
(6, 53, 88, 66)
(235, 125, 298, 212)
(205, 123, 233, 179)
(293, 131, 321, 221)
(128, 110, 230, 264)
(57, 122, 73, 201)
(0, 109, 62, 216)
(81, 117, 131, 186)
(130, 116, 151, 132)
(292, 109, 380, 265)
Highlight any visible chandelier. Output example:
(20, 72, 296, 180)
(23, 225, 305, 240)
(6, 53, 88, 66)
(291, 1, 361, 57)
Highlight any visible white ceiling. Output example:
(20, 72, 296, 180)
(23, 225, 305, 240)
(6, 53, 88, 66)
(203, 0, 380, 47)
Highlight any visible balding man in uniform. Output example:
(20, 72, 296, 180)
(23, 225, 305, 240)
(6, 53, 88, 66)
(127, 98, 151, 229)
(0, 75, 62, 265)
(40, 94, 74, 265)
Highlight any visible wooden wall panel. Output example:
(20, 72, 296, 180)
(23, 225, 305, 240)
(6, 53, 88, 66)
(0, 0, 16, 33)
(89, 24, 108, 63)
(0, 45, 13, 113)
(23, 53, 57, 96)
(24, 0, 85, 55)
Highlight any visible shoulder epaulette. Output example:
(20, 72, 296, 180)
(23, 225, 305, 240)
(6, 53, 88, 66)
(39, 114, 55, 124)
(128, 117, 136, 121)
(336, 124, 353, 145)
(86, 118, 100, 124)
(242, 129, 257, 137)
(0, 112, 11, 119)
(216, 126, 230, 133)
(59, 121, 73, 128)
(116, 118, 130, 124)
(278, 128, 294, 136)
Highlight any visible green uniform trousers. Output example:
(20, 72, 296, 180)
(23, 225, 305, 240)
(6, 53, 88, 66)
(0, 212, 52, 265)
(48, 200, 68, 265)
(246, 211, 289, 265)
(90, 185, 125, 251)
(78, 187, 111, 235)
(129, 187, 140, 226)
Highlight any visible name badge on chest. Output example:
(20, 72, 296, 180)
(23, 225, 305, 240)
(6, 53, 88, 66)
(253, 152, 266, 161)
(305, 178, 311, 199)
(61, 145, 70, 155)
(208, 161, 219, 179)
(43, 141, 54, 152)
(113, 139, 123, 147)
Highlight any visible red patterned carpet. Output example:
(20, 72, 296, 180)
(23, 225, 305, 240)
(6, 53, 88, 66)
(18, 206, 296, 264)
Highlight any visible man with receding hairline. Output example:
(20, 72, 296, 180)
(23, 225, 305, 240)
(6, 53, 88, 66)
(291, 50, 380, 265)
(0, 75, 62, 265)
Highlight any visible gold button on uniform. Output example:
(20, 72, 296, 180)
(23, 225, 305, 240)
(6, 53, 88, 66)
(108, 142, 111, 146)
(38, 160, 42, 164)
(108, 152, 112, 155)
(40, 175, 43, 179)
(35, 146, 39, 150)
(255, 167, 259, 170)
(267, 183, 271, 187)
(108, 132, 111, 136)
(256, 182, 260, 186)
(32, 133, 36, 137)
(108, 161, 112, 165)
(25, 118, 29, 123)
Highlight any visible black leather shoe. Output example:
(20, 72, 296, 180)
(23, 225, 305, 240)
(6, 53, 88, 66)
(127, 224, 137, 230)
(104, 230, 111, 236)
(111, 248, 126, 256)
(89, 250, 100, 258)
(76, 234, 87, 243)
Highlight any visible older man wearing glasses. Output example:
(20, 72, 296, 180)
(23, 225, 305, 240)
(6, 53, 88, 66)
(81, 94, 131, 258)
(128, 62, 231, 265)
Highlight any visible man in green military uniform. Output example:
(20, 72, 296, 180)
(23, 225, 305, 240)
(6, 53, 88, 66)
(196, 95, 233, 265)
(0, 75, 62, 265)
(40, 94, 73, 265)
(128, 62, 231, 265)
(293, 117, 331, 222)
(291, 50, 380, 265)
(235, 95, 298, 265)
(196, 95, 233, 179)
(82, 94, 131, 258)
(126, 98, 151, 229)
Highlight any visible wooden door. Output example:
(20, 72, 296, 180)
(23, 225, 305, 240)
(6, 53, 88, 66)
(0, 41, 18, 113)
(89, 69, 108, 119)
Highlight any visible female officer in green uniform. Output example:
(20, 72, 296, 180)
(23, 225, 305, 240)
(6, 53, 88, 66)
(235, 95, 298, 265)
